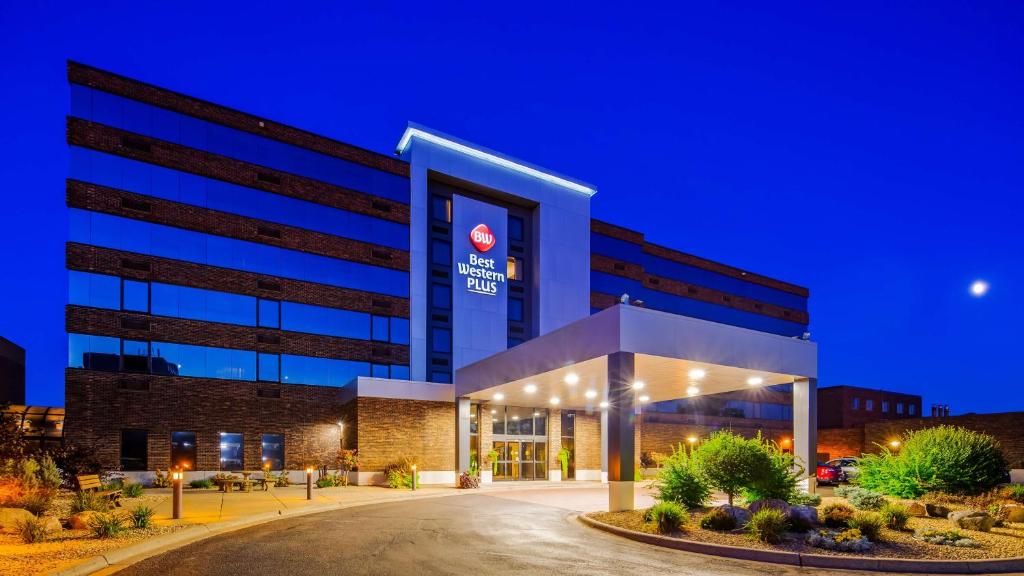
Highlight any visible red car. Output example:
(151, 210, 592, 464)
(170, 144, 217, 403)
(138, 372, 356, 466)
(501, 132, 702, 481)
(816, 462, 845, 485)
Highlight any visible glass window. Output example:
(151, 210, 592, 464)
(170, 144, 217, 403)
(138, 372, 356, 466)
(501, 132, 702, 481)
(389, 317, 409, 345)
(508, 298, 524, 322)
(852, 398, 860, 410)
(261, 434, 284, 470)
(152, 341, 255, 381)
(491, 407, 505, 435)
(280, 355, 369, 387)
(122, 340, 150, 373)
(68, 333, 121, 371)
(69, 270, 120, 309)
(121, 429, 148, 471)
(882, 401, 890, 413)
(431, 239, 451, 266)
(506, 257, 522, 281)
(896, 403, 904, 414)
(258, 299, 280, 328)
(909, 404, 916, 416)
(123, 280, 149, 312)
(431, 285, 451, 309)
(431, 196, 452, 222)
(431, 371, 451, 383)
(371, 315, 389, 342)
(865, 399, 874, 411)
(258, 353, 280, 382)
(219, 432, 243, 470)
(432, 328, 451, 353)
(508, 216, 524, 241)
(170, 431, 197, 469)
(371, 364, 389, 378)
(508, 337, 523, 349)
(391, 365, 409, 380)
(281, 301, 368, 339)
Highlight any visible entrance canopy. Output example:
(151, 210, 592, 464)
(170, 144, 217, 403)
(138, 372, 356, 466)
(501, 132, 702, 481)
(455, 304, 817, 408)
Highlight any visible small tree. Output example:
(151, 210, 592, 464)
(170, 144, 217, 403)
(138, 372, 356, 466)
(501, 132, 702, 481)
(694, 431, 772, 505)
(557, 447, 571, 479)
(742, 433, 802, 503)
(0, 403, 26, 461)
(336, 449, 359, 487)
(654, 443, 711, 508)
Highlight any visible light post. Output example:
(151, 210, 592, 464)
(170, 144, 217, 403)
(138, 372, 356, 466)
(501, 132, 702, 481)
(171, 469, 184, 519)
(337, 421, 345, 450)
(305, 466, 314, 500)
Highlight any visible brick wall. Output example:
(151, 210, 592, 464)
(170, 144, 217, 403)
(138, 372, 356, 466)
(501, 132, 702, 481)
(864, 413, 1024, 468)
(817, 427, 865, 461)
(65, 369, 345, 471)
(574, 412, 601, 470)
(548, 409, 561, 475)
(354, 397, 455, 471)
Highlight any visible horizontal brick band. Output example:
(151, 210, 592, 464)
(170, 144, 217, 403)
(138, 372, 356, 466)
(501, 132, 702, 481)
(68, 61, 409, 177)
(67, 118, 409, 225)
(67, 306, 409, 364)
(591, 219, 809, 298)
(590, 292, 620, 310)
(67, 180, 408, 272)
(65, 368, 350, 471)
(67, 242, 410, 317)
(591, 255, 809, 324)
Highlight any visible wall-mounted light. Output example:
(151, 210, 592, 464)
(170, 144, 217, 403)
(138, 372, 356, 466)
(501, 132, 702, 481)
(686, 436, 698, 445)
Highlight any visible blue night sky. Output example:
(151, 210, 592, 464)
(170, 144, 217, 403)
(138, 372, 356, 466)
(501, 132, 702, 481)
(1, 2, 1021, 412)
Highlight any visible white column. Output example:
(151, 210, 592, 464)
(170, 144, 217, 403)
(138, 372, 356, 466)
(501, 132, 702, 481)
(607, 352, 636, 511)
(456, 397, 471, 477)
(793, 377, 818, 493)
(600, 409, 608, 484)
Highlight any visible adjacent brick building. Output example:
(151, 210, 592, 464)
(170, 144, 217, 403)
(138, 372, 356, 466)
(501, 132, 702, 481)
(0, 336, 26, 405)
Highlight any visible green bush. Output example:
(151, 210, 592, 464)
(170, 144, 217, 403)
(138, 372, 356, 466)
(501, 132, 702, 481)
(820, 502, 856, 528)
(1003, 484, 1024, 503)
(70, 490, 109, 514)
(123, 482, 144, 497)
(838, 486, 887, 510)
(316, 476, 337, 488)
(37, 455, 61, 490)
(742, 434, 803, 503)
(699, 508, 738, 531)
(848, 511, 884, 542)
(647, 502, 689, 534)
(788, 492, 822, 507)
(17, 491, 53, 516)
(130, 505, 154, 528)
(18, 458, 40, 489)
(16, 516, 49, 544)
(189, 478, 215, 489)
(879, 503, 910, 531)
(747, 508, 787, 543)
(694, 431, 772, 505)
(90, 512, 126, 538)
(654, 444, 710, 509)
(857, 426, 1007, 497)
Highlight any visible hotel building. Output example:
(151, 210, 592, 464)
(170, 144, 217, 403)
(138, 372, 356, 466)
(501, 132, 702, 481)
(63, 62, 817, 508)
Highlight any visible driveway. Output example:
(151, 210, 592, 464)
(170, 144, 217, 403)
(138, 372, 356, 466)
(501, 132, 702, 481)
(119, 487, 889, 576)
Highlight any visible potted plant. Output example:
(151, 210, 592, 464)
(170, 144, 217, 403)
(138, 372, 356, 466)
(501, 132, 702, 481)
(487, 449, 500, 476)
(557, 447, 571, 480)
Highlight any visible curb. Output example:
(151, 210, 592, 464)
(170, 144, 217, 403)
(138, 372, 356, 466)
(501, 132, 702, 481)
(577, 514, 1024, 574)
(50, 489, 469, 576)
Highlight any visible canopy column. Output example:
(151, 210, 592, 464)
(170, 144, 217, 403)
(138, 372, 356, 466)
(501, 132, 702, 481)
(607, 351, 636, 511)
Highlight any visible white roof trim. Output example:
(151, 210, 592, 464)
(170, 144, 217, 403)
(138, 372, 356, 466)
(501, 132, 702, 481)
(396, 126, 597, 196)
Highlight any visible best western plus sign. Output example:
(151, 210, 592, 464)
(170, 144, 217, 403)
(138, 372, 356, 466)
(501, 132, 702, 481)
(469, 223, 496, 253)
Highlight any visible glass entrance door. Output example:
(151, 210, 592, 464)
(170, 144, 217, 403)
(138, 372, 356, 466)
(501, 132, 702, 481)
(491, 406, 548, 480)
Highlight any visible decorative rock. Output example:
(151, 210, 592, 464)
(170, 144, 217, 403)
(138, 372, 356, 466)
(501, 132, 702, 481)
(68, 511, 99, 530)
(925, 503, 951, 518)
(949, 510, 995, 532)
(717, 505, 752, 526)
(906, 502, 928, 517)
(0, 507, 36, 532)
(1001, 504, 1024, 523)
(748, 498, 791, 516)
(788, 505, 819, 526)
(40, 515, 62, 533)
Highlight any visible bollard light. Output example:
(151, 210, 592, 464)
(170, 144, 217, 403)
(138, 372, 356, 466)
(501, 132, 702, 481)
(171, 469, 184, 520)
(411, 464, 417, 491)
(305, 467, 314, 500)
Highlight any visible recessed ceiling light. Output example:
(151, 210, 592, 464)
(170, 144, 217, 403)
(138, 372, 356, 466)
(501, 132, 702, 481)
(747, 376, 764, 386)
(632, 381, 645, 390)
(686, 385, 700, 396)
(599, 401, 609, 408)
(490, 409, 496, 414)
(533, 411, 539, 417)
(639, 395, 650, 403)
(493, 392, 505, 401)
(511, 415, 519, 420)
(550, 397, 560, 405)
(585, 389, 597, 399)
(564, 373, 579, 385)
(524, 383, 537, 394)
(688, 369, 706, 380)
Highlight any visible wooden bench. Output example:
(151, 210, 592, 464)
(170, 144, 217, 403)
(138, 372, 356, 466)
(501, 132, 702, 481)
(76, 474, 122, 507)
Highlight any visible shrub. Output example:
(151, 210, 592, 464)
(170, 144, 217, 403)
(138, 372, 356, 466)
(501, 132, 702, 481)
(806, 528, 872, 552)
(189, 478, 215, 489)
(742, 434, 803, 503)
(17, 458, 40, 489)
(16, 516, 49, 544)
(152, 470, 171, 488)
(694, 431, 772, 506)
(747, 508, 787, 543)
(335, 449, 359, 487)
(788, 492, 822, 507)
(840, 486, 887, 510)
(699, 507, 737, 531)
(857, 426, 1007, 497)
(654, 444, 710, 509)
(457, 472, 480, 489)
(913, 528, 980, 547)
(1003, 484, 1024, 503)
(49, 444, 103, 489)
(130, 505, 154, 529)
(848, 511, 884, 542)
(647, 502, 689, 534)
(70, 490, 109, 514)
(384, 458, 419, 489)
(879, 503, 910, 530)
(123, 482, 144, 497)
(315, 476, 336, 488)
(16, 491, 53, 516)
(90, 513, 126, 538)
(37, 455, 61, 490)
(820, 502, 856, 528)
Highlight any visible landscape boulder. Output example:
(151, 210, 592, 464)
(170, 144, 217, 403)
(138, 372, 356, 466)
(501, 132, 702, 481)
(40, 515, 62, 533)
(949, 510, 996, 532)
(925, 503, 951, 518)
(1001, 505, 1024, 523)
(748, 499, 791, 516)
(788, 505, 819, 527)
(0, 507, 36, 533)
(69, 511, 100, 530)
(717, 505, 752, 527)
(906, 502, 928, 517)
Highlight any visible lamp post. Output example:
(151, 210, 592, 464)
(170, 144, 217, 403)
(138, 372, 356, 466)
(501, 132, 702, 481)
(171, 469, 184, 519)
(411, 464, 417, 491)
(305, 466, 314, 500)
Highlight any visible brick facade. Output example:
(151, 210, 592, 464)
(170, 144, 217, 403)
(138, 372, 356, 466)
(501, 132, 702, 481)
(353, 397, 455, 471)
(574, 412, 602, 471)
(818, 385, 923, 428)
